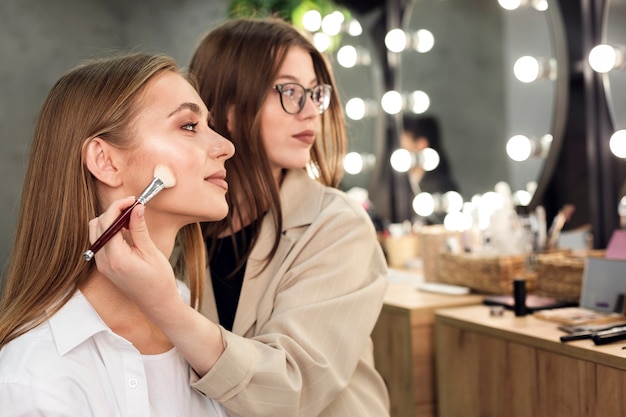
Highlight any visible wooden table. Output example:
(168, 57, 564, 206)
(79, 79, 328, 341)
(372, 279, 483, 417)
(435, 305, 626, 416)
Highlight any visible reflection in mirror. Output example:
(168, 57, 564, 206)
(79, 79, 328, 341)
(332, 13, 385, 193)
(394, 0, 565, 223)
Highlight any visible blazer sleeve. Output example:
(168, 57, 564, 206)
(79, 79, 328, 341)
(190, 194, 389, 417)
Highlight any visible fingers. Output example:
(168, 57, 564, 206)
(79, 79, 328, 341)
(88, 196, 136, 244)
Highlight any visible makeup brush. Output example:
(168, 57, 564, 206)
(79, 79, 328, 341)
(82, 165, 176, 261)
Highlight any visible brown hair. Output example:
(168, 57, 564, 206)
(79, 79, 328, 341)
(189, 17, 347, 271)
(0, 53, 205, 348)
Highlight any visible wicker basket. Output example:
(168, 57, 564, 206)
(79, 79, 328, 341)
(534, 251, 605, 303)
(437, 252, 535, 294)
(418, 225, 461, 282)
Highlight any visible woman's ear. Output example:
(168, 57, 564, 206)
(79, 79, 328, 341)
(83, 137, 123, 187)
(226, 104, 236, 136)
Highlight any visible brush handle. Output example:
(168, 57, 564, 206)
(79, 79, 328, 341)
(82, 200, 140, 261)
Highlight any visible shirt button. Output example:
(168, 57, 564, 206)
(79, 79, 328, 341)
(128, 378, 138, 388)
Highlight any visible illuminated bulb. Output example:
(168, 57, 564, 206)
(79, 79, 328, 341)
(514, 56, 541, 83)
(337, 45, 370, 68)
(345, 98, 366, 120)
(321, 11, 344, 37)
(347, 20, 362, 36)
(513, 190, 532, 206)
(421, 147, 440, 171)
(390, 148, 413, 172)
(414, 29, 435, 53)
(385, 29, 407, 53)
(534, 0, 548, 11)
(413, 192, 435, 217)
(313, 32, 331, 52)
(498, 0, 524, 10)
(443, 191, 464, 213)
(344, 152, 364, 174)
(302, 10, 322, 32)
(444, 211, 469, 232)
(337, 45, 357, 68)
(589, 44, 624, 73)
(506, 135, 533, 162)
(409, 90, 430, 114)
(381, 90, 403, 114)
(610, 129, 626, 158)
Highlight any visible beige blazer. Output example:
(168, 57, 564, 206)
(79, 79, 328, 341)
(191, 169, 390, 417)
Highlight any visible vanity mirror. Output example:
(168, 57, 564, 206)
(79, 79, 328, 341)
(397, 0, 567, 206)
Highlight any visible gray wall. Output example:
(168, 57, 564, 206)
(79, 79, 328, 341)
(0, 0, 229, 279)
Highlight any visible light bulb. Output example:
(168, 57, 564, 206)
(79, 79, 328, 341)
(443, 191, 464, 213)
(321, 11, 344, 37)
(610, 129, 626, 158)
(444, 211, 469, 232)
(506, 135, 533, 161)
(514, 56, 541, 83)
(337, 45, 357, 68)
(390, 149, 413, 172)
(513, 190, 532, 206)
(345, 98, 366, 120)
(498, 0, 524, 10)
(421, 147, 440, 171)
(414, 29, 435, 53)
(589, 44, 623, 73)
(409, 90, 430, 114)
(302, 10, 322, 32)
(381, 90, 403, 114)
(385, 29, 407, 53)
(347, 20, 362, 36)
(413, 192, 435, 217)
(313, 32, 331, 52)
(344, 152, 364, 174)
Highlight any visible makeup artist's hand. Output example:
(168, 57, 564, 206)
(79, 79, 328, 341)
(89, 197, 181, 313)
(89, 197, 225, 375)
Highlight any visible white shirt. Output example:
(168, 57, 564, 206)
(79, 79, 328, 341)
(0, 290, 228, 417)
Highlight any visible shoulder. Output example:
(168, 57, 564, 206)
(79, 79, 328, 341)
(0, 321, 57, 378)
(282, 169, 372, 227)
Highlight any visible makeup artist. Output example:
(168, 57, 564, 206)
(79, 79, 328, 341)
(188, 17, 389, 416)
(0, 53, 234, 416)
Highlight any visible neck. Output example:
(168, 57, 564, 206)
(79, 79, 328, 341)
(80, 271, 174, 355)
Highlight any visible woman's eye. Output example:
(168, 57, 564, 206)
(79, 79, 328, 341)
(182, 122, 198, 131)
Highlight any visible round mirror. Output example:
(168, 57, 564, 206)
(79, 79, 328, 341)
(397, 0, 567, 208)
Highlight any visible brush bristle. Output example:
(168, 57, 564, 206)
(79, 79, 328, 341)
(154, 165, 176, 188)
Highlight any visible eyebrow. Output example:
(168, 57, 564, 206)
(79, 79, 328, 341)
(168, 102, 202, 117)
(276, 75, 319, 86)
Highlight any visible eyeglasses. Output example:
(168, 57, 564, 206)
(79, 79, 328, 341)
(274, 83, 332, 115)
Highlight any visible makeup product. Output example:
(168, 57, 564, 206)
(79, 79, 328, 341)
(82, 165, 175, 261)
(513, 278, 527, 317)
(545, 204, 575, 250)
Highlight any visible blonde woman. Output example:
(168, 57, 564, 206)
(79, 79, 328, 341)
(0, 53, 233, 416)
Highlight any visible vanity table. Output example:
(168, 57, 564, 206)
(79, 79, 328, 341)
(371, 279, 483, 417)
(435, 305, 626, 416)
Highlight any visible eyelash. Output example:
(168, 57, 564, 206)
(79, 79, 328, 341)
(182, 122, 198, 132)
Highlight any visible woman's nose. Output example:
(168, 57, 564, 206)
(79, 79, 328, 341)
(209, 131, 235, 160)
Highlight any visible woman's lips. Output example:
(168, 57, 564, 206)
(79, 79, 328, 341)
(205, 171, 228, 191)
(293, 130, 315, 145)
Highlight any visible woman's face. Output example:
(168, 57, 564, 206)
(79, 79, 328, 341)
(120, 71, 234, 229)
(260, 46, 320, 180)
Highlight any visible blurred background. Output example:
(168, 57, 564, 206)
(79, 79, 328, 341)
(1, 0, 624, 283)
